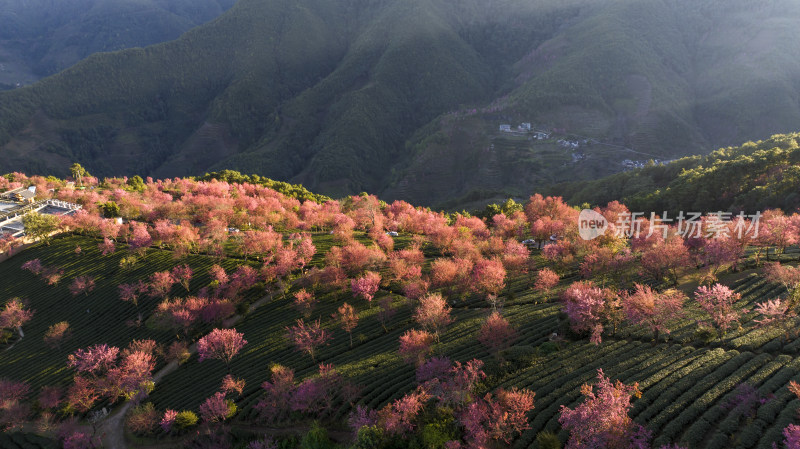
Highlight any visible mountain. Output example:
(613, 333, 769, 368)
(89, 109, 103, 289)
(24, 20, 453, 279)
(0, 0, 236, 87)
(548, 132, 800, 215)
(1, 0, 800, 208)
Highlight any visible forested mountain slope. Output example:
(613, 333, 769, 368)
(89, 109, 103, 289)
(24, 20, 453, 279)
(1, 0, 800, 207)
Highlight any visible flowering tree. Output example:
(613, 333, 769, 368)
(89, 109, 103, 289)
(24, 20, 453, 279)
(292, 289, 317, 318)
(377, 297, 396, 333)
(377, 388, 430, 436)
(561, 281, 615, 345)
(67, 344, 119, 375)
(398, 329, 435, 366)
(221, 374, 246, 397)
(0, 299, 34, 337)
(43, 321, 71, 349)
(286, 319, 330, 362)
(461, 388, 536, 446)
(128, 221, 153, 255)
(119, 280, 147, 324)
(414, 293, 453, 342)
(753, 299, 793, 333)
(639, 236, 689, 286)
(559, 369, 650, 449)
(534, 268, 560, 294)
(160, 409, 178, 433)
(171, 264, 193, 291)
(197, 328, 248, 372)
(41, 266, 64, 286)
(199, 392, 235, 423)
(21, 259, 43, 275)
(763, 262, 800, 306)
(335, 303, 359, 347)
(98, 238, 116, 256)
(69, 276, 95, 296)
(105, 350, 156, 402)
(478, 312, 518, 358)
(470, 258, 507, 309)
(351, 271, 381, 305)
(694, 283, 742, 336)
(257, 365, 296, 421)
(148, 271, 177, 299)
(622, 284, 686, 343)
(0, 379, 30, 407)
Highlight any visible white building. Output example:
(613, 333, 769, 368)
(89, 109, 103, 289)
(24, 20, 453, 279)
(499, 124, 511, 132)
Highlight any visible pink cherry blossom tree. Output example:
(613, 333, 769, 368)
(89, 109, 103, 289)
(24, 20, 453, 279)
(221, 374, 246, 397)
(292, 289, 317, 318)
(148, 271, 177, 299)
(69, 276, 95, 297)
(534, 268, 560, 294)
(199, 392, 235, 423)
(197, 328, 248, 373)
(414, 293, 453, 342)
(335, 303, 359, 347)
(561, 281, 614, 345)
(171, 264, 193, 292)
(694, 283, 742, 337)
(753, 298, 794, 334)
(398, 329, 435, 366)
(256, 365, 296, 421)
(478, 311, 518, 358)
(639, 236, 690, 286)
(351, 271, 381, 305)
(119, 280, 147, 324)
(622, 284, 686, 343)
(43, 321, 71, 349)
(559, 369, 650, 449)
(286, 319, 330, 362)
(0, 299, 34, 337)
(763, 262, 800, 305)
(98, 238, 116, 256)
(470, 258, 507, 309)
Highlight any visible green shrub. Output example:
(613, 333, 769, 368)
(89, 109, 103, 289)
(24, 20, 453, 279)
(353, 426, 384, 449)
(300, 421, 336, 449)
(538, 341, 559, 355)
(174, 410, 198, 430)
(694, 326, 717, 344)
(536, 431, 562, 449)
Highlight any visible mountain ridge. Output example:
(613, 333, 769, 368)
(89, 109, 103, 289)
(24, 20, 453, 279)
(2, 0, 800, 208)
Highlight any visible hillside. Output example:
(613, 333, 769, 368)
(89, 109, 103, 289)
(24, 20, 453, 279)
(0, 0, 236, 87)
(2, 0, 800, 207)
(2, 171, 800, 448)
(549, 132, 800, 215)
